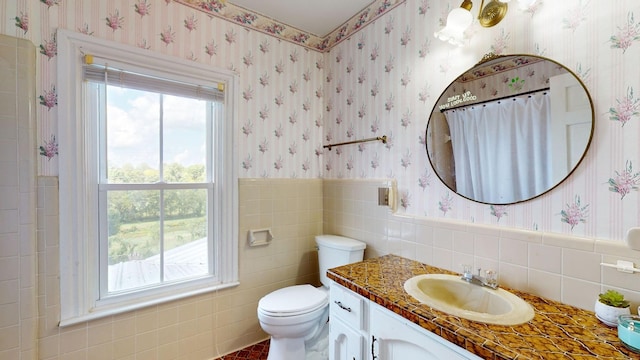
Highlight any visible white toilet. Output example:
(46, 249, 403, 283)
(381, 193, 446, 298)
(257, 235, 366, 360)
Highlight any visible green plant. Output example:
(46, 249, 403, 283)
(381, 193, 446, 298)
(598, 290, 630, 308)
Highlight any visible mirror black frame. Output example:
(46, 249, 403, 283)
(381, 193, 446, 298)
(425, 53, 595, 205)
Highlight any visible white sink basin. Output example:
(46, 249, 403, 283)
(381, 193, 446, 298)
(404, 274, 534, 326)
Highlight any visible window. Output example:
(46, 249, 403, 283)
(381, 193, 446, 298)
(57, 30, 238, 326)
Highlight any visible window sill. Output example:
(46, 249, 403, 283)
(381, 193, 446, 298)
(58, 280, 239, 327)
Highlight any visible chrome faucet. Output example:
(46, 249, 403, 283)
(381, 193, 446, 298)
(461, 265, 498, 289)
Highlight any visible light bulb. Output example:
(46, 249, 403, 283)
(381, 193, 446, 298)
(517, 0, 536, 8)
(446, 7, 474, 31)
(433, 7, 473, 46)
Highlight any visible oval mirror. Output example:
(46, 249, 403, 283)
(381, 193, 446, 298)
(426, 54, 594, 205)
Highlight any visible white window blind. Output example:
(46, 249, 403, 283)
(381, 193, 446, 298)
(83, 62, 224, 102)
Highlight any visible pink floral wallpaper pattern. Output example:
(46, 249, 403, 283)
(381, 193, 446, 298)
(2, 0, 640, 242)
(321, 0, 640, 241)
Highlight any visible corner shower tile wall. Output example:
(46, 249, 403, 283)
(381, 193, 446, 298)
(323, 179, 640, 313)
(0, 35, 37, 360)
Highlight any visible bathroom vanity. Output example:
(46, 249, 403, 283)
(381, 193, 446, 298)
(327, 254, 639, 359)
(330, 281, 481, 359)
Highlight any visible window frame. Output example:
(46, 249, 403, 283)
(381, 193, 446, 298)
(57, 29, 239, 326)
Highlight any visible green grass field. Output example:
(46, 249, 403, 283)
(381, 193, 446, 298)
(108, 216, 206, 264)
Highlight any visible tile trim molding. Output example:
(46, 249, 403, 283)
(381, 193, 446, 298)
(322, 178, 640, 260)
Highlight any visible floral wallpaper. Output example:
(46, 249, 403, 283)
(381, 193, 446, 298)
(438, 56, 567, 107)
(2, 0, 640, 242)
(321, 0, 640, 242)
(7, 0, 331, 179)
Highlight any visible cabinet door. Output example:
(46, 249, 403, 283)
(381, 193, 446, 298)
(329, 317, 364, 360)
(369, 303, 480, 360)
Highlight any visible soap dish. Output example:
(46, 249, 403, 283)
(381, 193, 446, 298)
(618, 315, 640, 353)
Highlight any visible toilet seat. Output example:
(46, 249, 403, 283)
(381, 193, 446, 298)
(258, 285, 328, 317)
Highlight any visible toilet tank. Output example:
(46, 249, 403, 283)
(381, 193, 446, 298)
(316, 235, 366, 288)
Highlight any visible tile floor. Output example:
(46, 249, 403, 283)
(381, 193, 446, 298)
(218, 340, 270, 360)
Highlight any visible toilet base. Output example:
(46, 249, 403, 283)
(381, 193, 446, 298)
(266, 318, 329, 360)
(267, 336, 305, 360)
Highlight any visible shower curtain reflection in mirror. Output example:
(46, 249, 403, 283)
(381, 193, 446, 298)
(444, 91, 552, 204)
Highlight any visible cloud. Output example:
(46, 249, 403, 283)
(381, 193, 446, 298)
(105, 88, 208, 167)
(163, 95, 207, 129)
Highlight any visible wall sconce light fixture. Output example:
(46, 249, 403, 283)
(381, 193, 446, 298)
(435, 0, 537, 46)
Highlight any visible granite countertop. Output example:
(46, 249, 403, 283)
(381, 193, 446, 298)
(326, 254, 640, 360)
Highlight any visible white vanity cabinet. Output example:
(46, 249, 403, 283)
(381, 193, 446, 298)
(329, 281, 482, 360)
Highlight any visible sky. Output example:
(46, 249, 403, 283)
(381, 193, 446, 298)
(106, 86, 208, 169)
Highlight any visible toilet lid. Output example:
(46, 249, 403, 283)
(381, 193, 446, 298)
(259, 285, 328, 316)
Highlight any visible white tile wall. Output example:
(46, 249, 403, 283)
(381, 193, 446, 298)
(16, 172, 640, 358)
(31, 178, 323, 359)
(323, 178, 640, 312)
(0, 34, 36, 360)
(9, 151, 640, 359)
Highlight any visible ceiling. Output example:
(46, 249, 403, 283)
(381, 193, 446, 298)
(227, 0, 375, 37)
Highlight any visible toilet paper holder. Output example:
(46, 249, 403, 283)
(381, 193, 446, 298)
(248, 228, 274, 247)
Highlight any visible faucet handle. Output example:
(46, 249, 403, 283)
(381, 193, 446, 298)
(485, 269, 498, 288)
(461, 264, 473, 279)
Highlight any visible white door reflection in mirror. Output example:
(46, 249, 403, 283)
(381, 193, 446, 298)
(549, 73, 592, 185)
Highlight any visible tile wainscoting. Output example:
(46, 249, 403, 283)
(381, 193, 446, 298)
(0, 35, 37, 360)
(323, 179, 640, 312)
(13, 175, 640, 359)
(32, 178, 322, 359)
